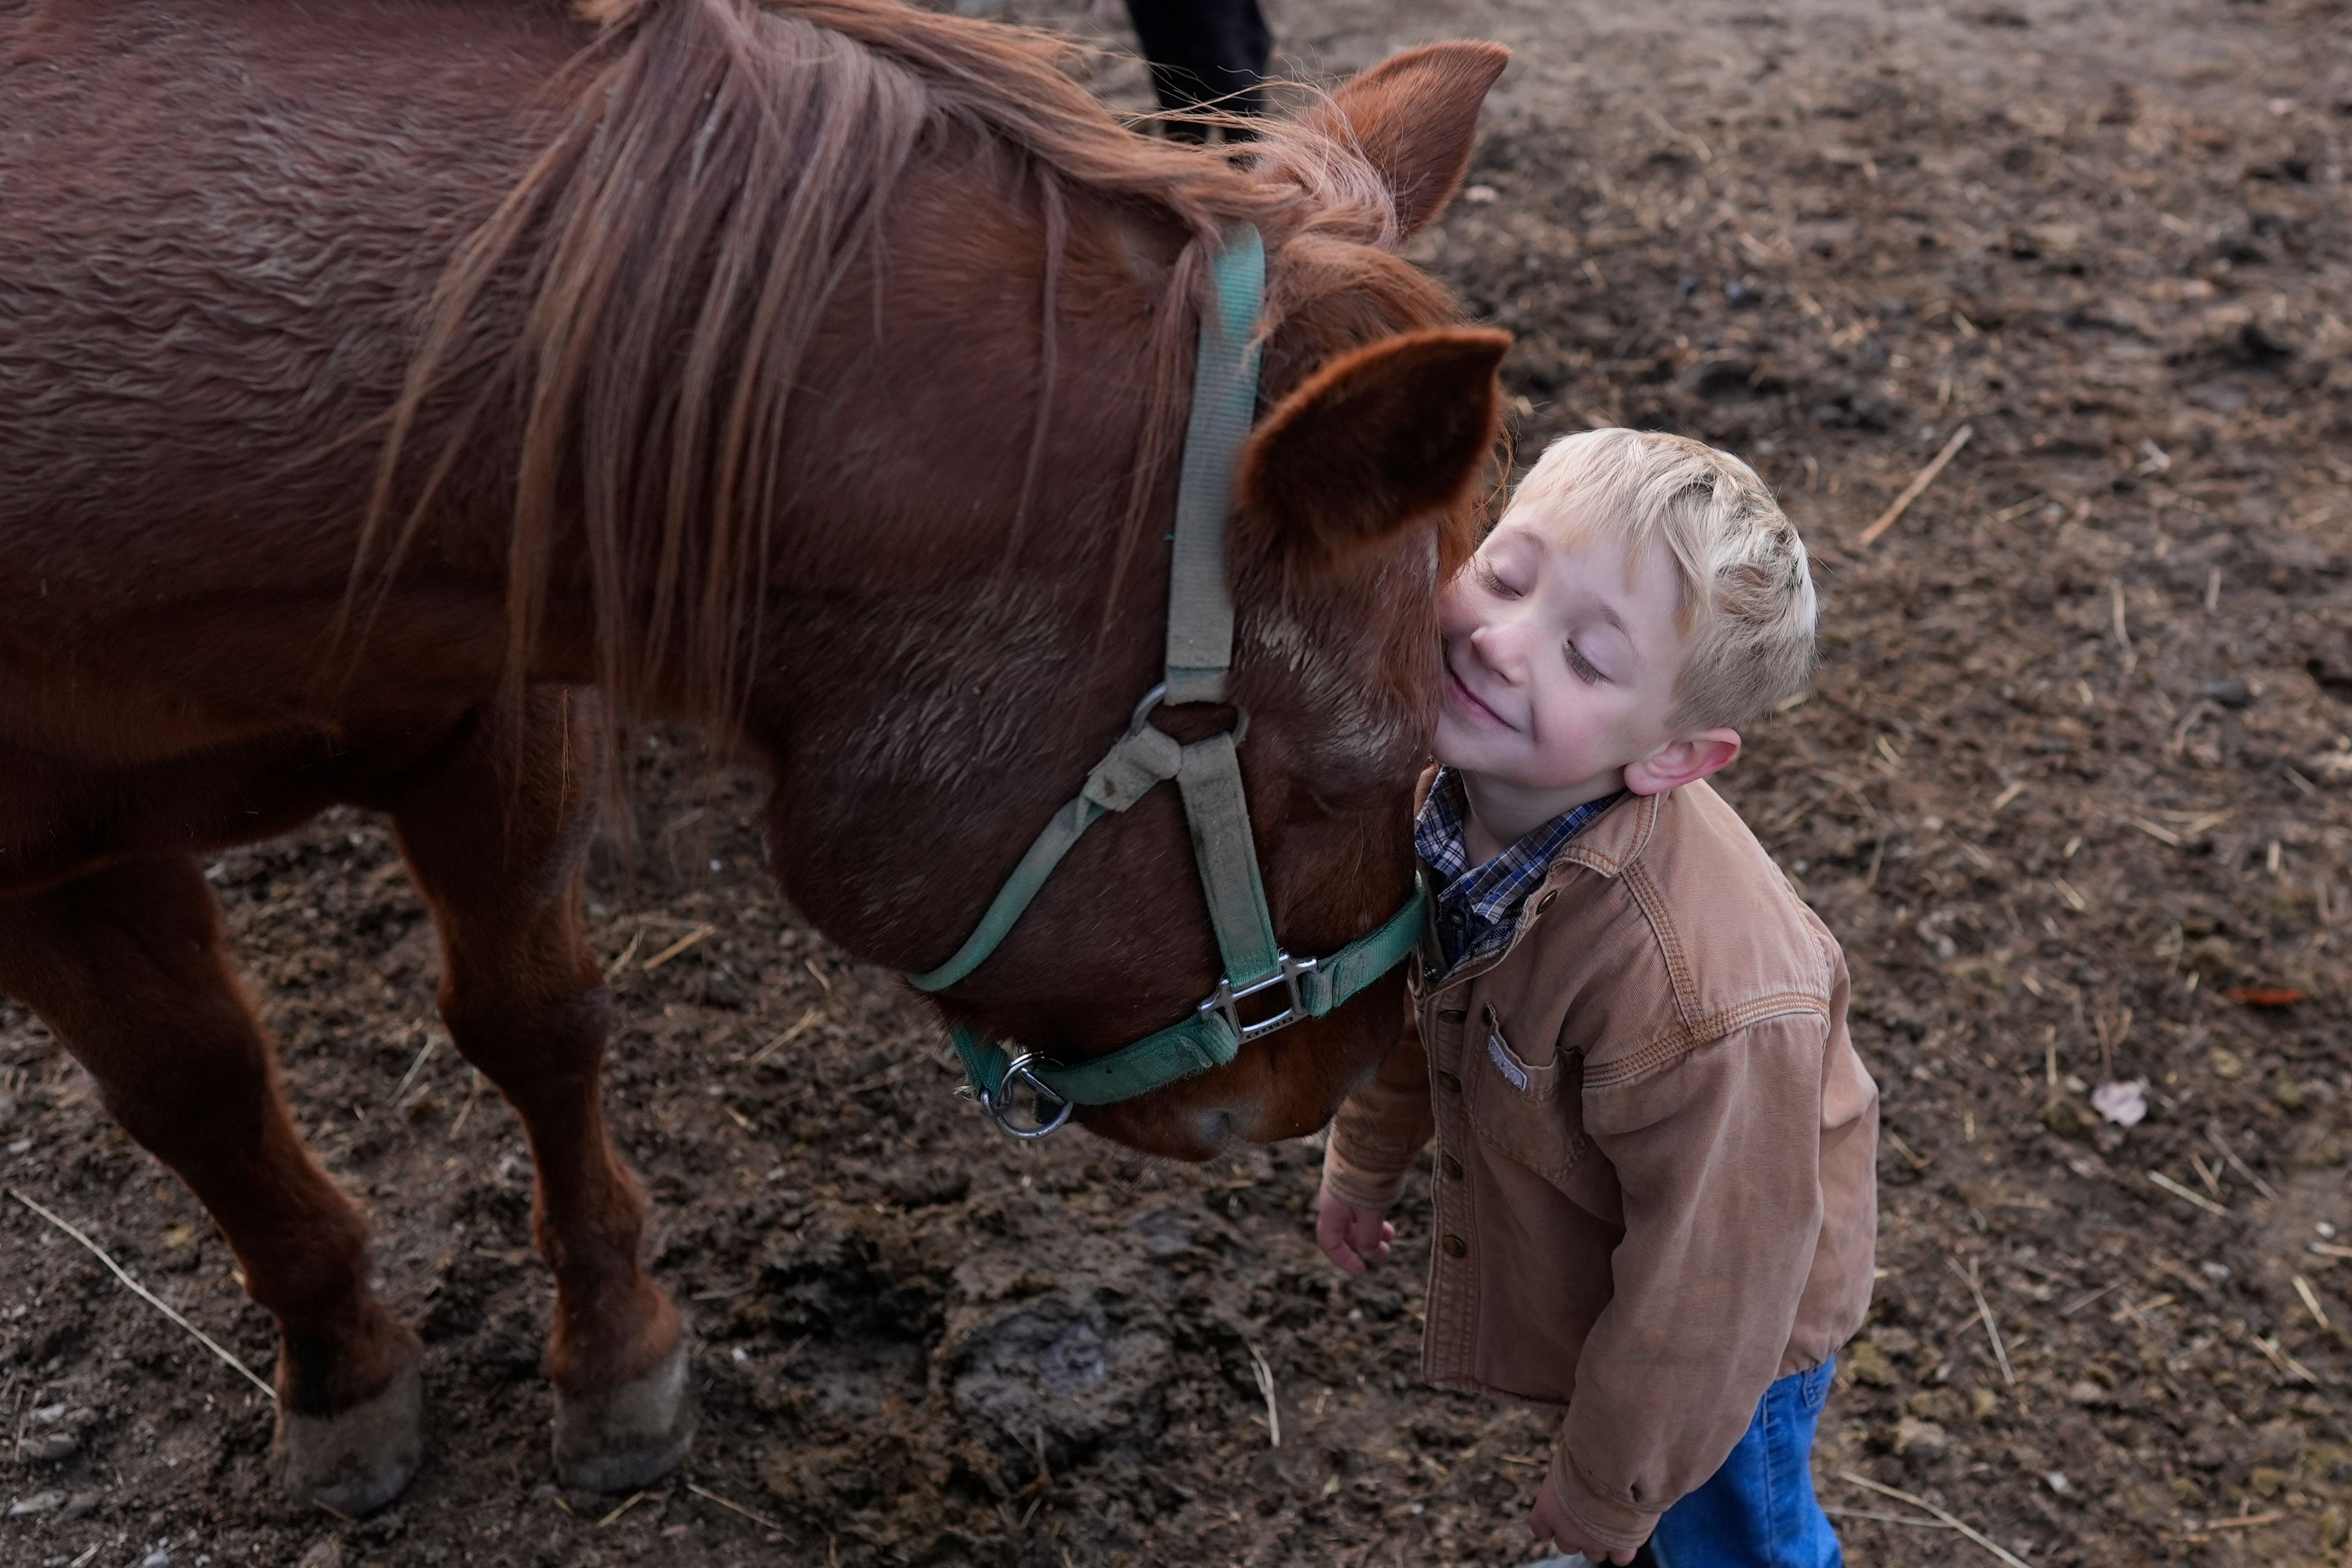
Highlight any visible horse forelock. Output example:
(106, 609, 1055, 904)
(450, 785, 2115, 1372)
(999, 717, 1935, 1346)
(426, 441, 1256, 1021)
(360, 0, 1439, 747)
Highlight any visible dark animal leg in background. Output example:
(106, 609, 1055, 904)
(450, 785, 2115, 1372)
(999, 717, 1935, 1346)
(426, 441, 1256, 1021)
(388, 688, 692, 1490)
(0, 856, 423, 1512)
(1126, 0, 1272, 140)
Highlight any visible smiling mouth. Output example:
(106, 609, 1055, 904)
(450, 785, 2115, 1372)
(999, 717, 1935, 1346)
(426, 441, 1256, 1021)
(1442, 654, 1509, 729)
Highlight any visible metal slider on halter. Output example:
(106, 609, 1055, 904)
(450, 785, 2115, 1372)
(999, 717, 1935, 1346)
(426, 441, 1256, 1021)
(905, 224, 1430, 1139)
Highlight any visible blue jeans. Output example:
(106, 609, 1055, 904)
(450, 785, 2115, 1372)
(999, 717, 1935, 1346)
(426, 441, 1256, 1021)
(1647, 1360, 1842, 1568)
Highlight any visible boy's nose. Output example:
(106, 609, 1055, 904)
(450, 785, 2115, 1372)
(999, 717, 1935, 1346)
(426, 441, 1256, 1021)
(1467, 620, 1523, 682)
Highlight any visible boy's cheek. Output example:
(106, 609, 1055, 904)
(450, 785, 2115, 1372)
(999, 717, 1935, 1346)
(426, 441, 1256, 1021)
(1435, 581, 1481, 635)
(1431, 708, 1482, 769)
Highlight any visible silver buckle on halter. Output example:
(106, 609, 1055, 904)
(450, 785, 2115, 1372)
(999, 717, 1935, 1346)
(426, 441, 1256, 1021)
(980, 1050, 1074, 1140)
(1199, 952, 1319, 1044)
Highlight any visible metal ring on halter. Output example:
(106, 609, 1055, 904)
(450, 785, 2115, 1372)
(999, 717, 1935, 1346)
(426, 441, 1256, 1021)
(1127, 682, 1248, 745)
(983, 1050, 1074, 1140)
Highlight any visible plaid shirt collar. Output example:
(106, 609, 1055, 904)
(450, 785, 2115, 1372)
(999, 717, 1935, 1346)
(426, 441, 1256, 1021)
(1415, 767, 1623, 971)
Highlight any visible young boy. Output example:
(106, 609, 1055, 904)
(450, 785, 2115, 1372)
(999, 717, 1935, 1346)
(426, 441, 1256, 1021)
(1317, 429, 1879, 1568)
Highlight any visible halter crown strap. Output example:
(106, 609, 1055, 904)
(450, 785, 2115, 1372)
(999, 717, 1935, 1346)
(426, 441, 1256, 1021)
(1163, 227, 1265, 705)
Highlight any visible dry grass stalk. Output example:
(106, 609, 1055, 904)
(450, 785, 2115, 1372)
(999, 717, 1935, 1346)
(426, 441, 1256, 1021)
(2147, 1170, 2230, 1218)
(687, 1481, 785, 1532)
(2187, 1151, 2223, 1199)
(1643, 106, 1713, 162)
(450, 1068, 484, 1137)
(9, 1189, 275, 1401)
(1991, 781, 2027, 812)
(2198, 1511, 2287, 1532)
(641, 923, 717, 973)
(1947, 1255, 2015, 1385)
(1884, 1129, 1931, 1171)
(2292, 1275, 2330, 1330)
(390, 1025, 440, 1104)
(772, 1059, 910, 1115)
(2206, 1123, 2279, 1200)
(747, 1005, 826, 1068)
(1823, 1505, 1956, 1529)
(1858, 423, 1973, 545)
(2059, 1282, 2119, 1317)
(2246, 1329, 2317, 1385)
(602, 925, 647, 980)
(1836, 1471, 2035, 1568)
(595, 1490, 650, 1528)
(1245, 1340, 1281, 1447)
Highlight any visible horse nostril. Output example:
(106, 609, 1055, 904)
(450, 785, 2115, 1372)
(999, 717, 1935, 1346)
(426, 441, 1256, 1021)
(1199, 1109, 1235, 1149)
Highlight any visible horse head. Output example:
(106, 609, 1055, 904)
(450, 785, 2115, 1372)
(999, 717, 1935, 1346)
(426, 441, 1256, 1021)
(748, 39, 1512, 1159)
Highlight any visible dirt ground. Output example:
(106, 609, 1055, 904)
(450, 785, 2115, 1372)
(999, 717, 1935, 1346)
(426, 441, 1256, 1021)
(6, 1, 2351, 1564)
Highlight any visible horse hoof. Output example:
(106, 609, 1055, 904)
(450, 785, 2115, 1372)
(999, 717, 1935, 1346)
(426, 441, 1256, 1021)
(277, 1362, 424, 1516)
(551, 1337, 696, 1491)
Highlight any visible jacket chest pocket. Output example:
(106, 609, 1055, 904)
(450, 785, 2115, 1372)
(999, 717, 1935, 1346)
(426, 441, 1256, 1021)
(1462, 1005, 1589, 1184)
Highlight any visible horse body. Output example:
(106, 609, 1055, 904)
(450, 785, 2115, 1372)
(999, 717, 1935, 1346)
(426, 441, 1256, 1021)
(2, 0, 570, 868)
(0, 0, 1508, 1512)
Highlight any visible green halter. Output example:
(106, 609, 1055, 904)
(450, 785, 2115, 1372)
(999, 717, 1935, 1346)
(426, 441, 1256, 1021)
(909, 224, 1430, 1137)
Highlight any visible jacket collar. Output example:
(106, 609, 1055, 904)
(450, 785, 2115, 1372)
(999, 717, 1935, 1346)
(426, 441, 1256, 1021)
(1546, 786, 1661, 880)
(1412, 765, 1665, 884)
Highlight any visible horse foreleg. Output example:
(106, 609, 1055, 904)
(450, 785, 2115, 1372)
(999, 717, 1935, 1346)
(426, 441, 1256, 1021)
(389, 692, 690, 1492)
(0, 856, 424, 1513)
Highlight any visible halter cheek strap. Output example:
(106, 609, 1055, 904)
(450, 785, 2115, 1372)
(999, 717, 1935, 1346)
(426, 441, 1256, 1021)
(906, 225, 1430, 1136)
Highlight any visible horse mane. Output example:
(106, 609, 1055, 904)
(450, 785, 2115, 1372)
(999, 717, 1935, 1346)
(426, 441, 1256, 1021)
(355, 0, 1464, 727)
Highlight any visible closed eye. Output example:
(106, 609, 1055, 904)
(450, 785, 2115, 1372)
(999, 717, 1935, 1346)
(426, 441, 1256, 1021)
(1475, 559, 1518, 597)
(1566, 641, 1605, 684)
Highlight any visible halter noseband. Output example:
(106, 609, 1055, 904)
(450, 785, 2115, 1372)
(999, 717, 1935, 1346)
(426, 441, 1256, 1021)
(908, 225, 1430, 1137)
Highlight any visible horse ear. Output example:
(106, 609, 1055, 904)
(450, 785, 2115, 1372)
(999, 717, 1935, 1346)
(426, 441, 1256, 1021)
(1238, 327, 1511, 571)
(1300, 42, 1510, 238)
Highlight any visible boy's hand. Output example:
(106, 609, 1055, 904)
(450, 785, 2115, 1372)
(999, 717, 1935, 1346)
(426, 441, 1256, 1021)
(1531, 1472, 1636, 1566)
(1314, 1184, 1395, 1274)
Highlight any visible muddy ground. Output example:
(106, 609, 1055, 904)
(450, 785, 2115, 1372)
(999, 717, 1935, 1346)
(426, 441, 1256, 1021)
(6, 1, 2351, 1564)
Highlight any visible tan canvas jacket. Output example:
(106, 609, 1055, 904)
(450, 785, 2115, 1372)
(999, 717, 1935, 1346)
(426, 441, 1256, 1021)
(1323, 778, 1879, 1557)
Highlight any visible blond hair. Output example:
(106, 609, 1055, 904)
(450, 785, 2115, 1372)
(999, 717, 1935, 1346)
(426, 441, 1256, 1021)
(1507, 429, 1817, 731)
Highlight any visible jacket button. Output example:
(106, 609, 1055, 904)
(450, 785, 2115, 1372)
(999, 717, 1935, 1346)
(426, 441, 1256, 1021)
(1436, 1071, 1462, 1093)
(1442, 1234, 1468, 1258)
(1438, 1008, 1468, 1023)
(1442, 1154, 1464, 1180)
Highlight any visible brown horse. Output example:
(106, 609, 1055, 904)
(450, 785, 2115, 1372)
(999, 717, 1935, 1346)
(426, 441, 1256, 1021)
(0, 0, 1507, 1515)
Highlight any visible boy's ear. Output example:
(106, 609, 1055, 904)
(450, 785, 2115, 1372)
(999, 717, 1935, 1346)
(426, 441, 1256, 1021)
(1624, 730, 1742, 797)
(1238, 327, 1510, 573)
(1296, 42, 1511, 238)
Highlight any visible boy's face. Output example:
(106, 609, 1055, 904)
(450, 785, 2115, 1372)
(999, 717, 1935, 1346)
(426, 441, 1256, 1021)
(1435, 497, 1734, 807)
